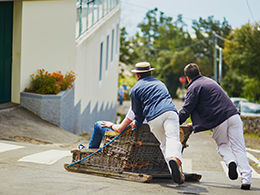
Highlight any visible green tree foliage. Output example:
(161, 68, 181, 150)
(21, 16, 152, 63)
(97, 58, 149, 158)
(119, 8, 234, 98)
(221, 70, 245, 97)
(192, 16, 232, 77)
(223, 23, 260, 101)
(119, 27, 139, 65)
(223, 23, 260, 79)
(242, 77, 260, 102)
(136, 8, 195, 97)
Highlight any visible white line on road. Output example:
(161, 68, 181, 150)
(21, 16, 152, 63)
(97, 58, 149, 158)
(246, 152, 260, 168)
(18, 149, 71, 165)
(246, 147, 260, 153)
(0, 143, 25, 153)
(220, 161, 260, 178)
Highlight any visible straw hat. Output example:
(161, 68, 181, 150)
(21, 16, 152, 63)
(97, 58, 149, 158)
(131, 62, 155, 73)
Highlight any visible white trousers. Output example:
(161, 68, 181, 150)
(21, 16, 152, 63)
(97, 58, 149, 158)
(211, 114, 252, 184)
(148, 111, 182, 164)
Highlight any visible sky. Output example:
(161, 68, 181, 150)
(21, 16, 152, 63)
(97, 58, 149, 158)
(120, 0, 260, 37)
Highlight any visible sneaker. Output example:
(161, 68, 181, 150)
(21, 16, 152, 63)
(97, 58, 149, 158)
(78, 144, 86, 150)
(241, 184, 251, 190)
(169, 160, 185, 184)
(228, 161, 238, 180)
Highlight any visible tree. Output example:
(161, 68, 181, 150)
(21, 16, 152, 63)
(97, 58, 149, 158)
(191, 16, 232, 78)
(223, 23, 260, 80)
(136, 9, 195, 97)
(119, 9, 234, 98)
(119, 27, 139, 65)
(223, 23, 260, 101)
(221, 70, 245, 97)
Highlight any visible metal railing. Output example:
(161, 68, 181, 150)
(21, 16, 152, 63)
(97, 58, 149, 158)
(76, 0, 120, 39)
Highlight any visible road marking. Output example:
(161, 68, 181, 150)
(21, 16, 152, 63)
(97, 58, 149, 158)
(246, 152, 260, 168)
(246, 147, 260, 153)
(0, 142, 25, 153)
(182, 158, 192, 173)
(18, 149, 71, 165)
(220, 161, 260, 178)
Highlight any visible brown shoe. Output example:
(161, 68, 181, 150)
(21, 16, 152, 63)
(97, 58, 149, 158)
(169, 160, 185, 184)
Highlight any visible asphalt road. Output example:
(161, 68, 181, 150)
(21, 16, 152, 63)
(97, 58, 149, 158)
(1, 131, 260, 194)
(0, 100, 260, 194)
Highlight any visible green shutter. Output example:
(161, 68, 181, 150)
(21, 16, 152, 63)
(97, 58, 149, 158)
(0, 2, 13, 104)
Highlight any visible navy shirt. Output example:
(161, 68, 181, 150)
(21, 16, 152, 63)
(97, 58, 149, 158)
(130, 76, 177, 127)
(179, 75, 239, 133)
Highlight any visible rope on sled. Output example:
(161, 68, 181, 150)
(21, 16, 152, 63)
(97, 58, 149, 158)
(66, 125, 135, 168)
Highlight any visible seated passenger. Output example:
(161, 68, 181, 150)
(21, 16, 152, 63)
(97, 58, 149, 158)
(88, 107, 148, 149)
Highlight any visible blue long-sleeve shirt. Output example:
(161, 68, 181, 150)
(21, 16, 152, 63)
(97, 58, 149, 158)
(130, 76, 177, 127)
(179, 75, 239, 133)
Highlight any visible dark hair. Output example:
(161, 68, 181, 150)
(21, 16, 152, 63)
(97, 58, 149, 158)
(184, 63, 200, 79)
(138, 71, 152, 78)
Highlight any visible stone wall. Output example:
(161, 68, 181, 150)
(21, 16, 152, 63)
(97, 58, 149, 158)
(20, 89, 74, 133)
(20, 89, 117, 135)
(241, 116, 260, 135)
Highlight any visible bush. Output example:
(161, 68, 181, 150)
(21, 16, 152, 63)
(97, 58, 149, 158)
(25, 69, 76, 94)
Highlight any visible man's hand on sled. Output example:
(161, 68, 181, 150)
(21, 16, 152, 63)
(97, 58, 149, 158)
(101, 121, 114, 128)
(187, 123, 193, 127)
(130, 120, 136, 130)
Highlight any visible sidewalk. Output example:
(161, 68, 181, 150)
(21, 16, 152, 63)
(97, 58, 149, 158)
(0, 99, 184, 148)
(0, 105, 85, 148)
(117, 100, 131, 115)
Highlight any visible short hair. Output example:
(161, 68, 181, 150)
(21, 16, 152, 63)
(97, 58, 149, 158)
(184, 63, 200, 79)
(138, 71, 152, 78)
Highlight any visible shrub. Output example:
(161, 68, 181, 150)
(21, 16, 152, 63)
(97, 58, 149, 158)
(25, 69, 76, 94)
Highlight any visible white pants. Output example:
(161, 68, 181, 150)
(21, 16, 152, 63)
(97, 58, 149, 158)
(148, 111, 182, 164)
(211, 114, 252, 184)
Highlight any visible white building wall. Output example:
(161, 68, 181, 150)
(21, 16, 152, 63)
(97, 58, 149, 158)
(12, 0, 120, 133)
(18, 0, 76, 94)
(74, 5, 120, 119)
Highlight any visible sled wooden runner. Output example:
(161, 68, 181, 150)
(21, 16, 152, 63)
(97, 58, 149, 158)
(64, 125, 201, 183)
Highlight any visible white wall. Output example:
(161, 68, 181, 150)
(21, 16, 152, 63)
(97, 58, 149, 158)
(18, 0, 76, 96)
(74, 5, 120, 114)
(12, 0, 121, 131)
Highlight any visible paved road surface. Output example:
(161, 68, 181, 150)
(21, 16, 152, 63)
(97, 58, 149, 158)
(1, 134, 260, 194)
(1, 100, 260, 194)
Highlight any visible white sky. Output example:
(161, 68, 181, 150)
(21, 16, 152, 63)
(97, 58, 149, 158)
(120, 0, 260, 37)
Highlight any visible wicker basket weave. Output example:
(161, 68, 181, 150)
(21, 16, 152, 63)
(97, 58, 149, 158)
(70, 125, 192, 175)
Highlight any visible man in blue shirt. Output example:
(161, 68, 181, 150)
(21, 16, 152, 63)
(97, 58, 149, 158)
(179, 63, 252, 190)
(130, 62, 184, 184)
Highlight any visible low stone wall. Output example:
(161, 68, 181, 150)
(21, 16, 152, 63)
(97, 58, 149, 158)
(20, 89, 74, 133)
(241, 116, 260, 135)
(20, 89, 117, 135)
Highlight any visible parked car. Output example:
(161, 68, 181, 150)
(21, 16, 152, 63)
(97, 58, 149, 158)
(238, 101, 260, 117)
(230, 97, 248, 109)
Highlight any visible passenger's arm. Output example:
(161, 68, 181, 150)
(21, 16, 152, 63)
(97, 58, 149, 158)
(112, 117, 132, 133)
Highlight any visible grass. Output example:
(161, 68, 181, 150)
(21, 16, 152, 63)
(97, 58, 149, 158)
(243, 133, 260, 139)
(80, 132, 91, 140)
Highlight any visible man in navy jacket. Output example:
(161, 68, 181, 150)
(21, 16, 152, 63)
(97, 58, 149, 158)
(130, 62, 184, 184)
(179, 63, 252, 190)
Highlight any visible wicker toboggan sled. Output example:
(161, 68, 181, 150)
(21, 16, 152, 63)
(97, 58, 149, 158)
(64, 125, 201, 182)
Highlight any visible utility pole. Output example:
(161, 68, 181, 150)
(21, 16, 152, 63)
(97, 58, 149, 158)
(213, 32, 226, 84)
(213, 32, 218, 82)
(216, 45, 223, 85)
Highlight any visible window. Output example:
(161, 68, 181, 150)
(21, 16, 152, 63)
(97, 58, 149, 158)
(111, 29, 114, 64)
(99, 41, 103, 82)
(115, 23, 119, 54)
(105, 34, 109, 71)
